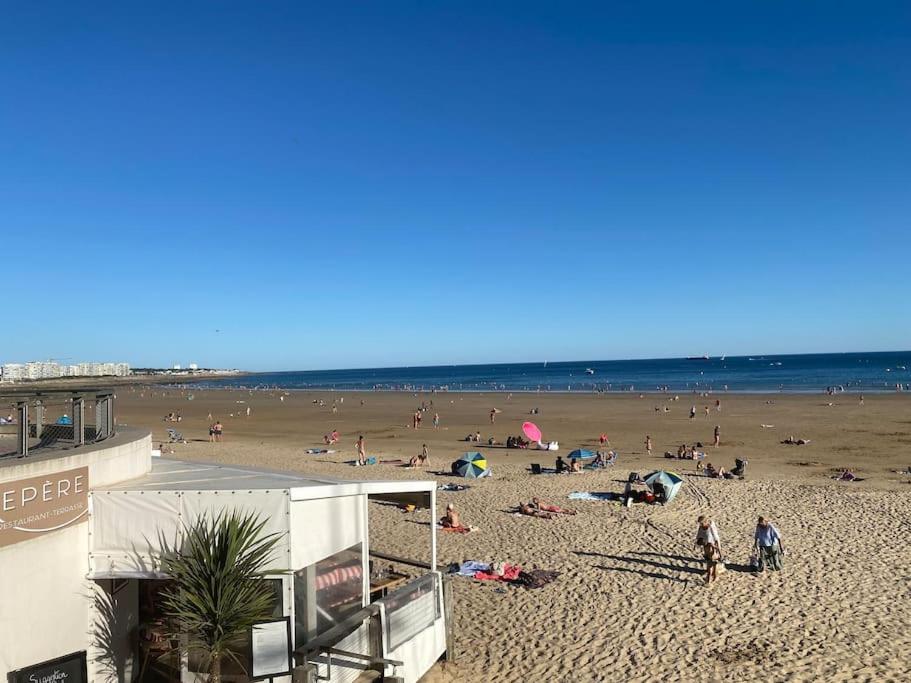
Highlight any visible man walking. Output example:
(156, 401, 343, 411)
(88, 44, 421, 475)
(754, 516, 784, 571)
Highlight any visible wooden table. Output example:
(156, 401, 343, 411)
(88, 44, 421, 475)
(370, 572, 410, 600)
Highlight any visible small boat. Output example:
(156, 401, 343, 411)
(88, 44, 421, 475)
(686, 355, 710, 361)
(585, 368, 595, 375)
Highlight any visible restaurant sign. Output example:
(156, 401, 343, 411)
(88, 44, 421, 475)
(7, 650, 87, 683)
(0, 467, 88, 549)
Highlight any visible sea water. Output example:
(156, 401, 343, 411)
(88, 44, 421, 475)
(195, 352, 910, 393)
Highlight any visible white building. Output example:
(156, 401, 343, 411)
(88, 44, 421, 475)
(0, 429, 446, 682)
(188, 363, 199, 370)
(0, 361, 130, 381)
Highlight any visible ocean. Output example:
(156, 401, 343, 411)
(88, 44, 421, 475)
(194, 352, 911, 394)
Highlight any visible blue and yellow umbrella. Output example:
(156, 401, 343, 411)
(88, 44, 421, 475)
(452, 452, 490, 478)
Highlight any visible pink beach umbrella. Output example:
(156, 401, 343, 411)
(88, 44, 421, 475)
(522, 421, 542, 443)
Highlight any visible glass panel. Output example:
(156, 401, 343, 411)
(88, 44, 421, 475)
(138, 580, 181, 682)
(294, 543, 364, 648)
(188, 577, 284, 678)
(382, 574, 439, 651)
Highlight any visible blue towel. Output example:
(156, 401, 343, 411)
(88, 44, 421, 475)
(457, 561, 491, 576)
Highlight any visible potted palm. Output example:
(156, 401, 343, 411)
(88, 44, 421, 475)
(157, 510, 283, 683)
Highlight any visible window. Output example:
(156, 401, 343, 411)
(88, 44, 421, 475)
(294, 543, 364, 648)
(382, 573, 439, 651)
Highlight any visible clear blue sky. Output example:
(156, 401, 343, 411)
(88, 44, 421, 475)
(2, 2, 908, 370)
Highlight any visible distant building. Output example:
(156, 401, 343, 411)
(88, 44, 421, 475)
(173, 364, 181, 370)
(0, 360, 131, 382)
(188, 363, 198, 370)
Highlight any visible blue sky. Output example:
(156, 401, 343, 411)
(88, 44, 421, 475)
(1, 2, 908, 370)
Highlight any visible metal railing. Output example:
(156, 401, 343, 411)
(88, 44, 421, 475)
(0, 388, 116, 459)
(294, 572, 445, 682)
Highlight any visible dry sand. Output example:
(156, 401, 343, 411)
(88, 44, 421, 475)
(116, 387, 911, 682)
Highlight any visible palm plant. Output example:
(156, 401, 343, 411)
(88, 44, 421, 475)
(158, 510, 283, 683)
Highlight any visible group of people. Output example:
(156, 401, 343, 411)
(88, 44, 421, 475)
(207, 421, 223, 442)
(408, 444, 430, 468)
(695, 515, 784, 583)
(665, 442, 706, 460)
(163, 411, 182, 422)
(555, 455, 583, 473)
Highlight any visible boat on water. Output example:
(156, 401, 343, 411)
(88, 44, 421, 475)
(585, 368, 595, 374)
(686, 355, 710, 361)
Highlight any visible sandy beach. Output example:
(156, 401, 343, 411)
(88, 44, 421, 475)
(116, 387, 911, 682)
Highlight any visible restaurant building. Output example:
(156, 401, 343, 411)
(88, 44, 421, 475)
(1, 407, 447, 683)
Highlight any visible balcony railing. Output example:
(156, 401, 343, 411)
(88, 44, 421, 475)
(0, 388, 116, 460)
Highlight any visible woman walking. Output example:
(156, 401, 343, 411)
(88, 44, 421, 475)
(694, 515, 722, 584)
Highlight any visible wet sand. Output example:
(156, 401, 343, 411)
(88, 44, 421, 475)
(117, 388, 911, 682)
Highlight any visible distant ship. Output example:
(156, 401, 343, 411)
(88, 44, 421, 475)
(686, 355, 710, 361)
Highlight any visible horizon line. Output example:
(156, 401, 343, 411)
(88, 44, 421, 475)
(238, 349, 911, 375)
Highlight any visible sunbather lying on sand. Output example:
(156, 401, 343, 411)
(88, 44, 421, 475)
(782, 436, 810, 445)
(704, 463, 727, 478)
(833, 468, 857, 481)
(516, 502, 555, 519)
(531, 497, 576, 515)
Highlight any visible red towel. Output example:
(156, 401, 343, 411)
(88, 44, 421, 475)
(474, 563, 522, 581)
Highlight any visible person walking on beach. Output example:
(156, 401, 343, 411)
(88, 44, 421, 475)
(599, 433, 609, 447)
(713, 425, 721, 448)
(690, 405, 697, 419)
(433, 412, 440, 428)
(490, 408, 497, 424)
(694, 515, 722, 584)
(356, 435, 367, 466)
(754, 516, 784, 571)
(645, 435, 652, 456)
(213, 421, 223, 442)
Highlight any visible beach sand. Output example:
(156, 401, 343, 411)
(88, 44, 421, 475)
(117, 388, 911, 682)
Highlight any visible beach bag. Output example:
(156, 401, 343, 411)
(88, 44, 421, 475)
(749, 551, 760, 571)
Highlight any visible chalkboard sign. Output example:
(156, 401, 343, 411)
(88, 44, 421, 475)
(7, 651, 87, 683)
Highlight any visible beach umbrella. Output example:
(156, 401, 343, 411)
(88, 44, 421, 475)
(522, 422, 542, 442)
(452, 452, 490, 478)
(643, 471, 684, 504)
(568, 449, 595, 460)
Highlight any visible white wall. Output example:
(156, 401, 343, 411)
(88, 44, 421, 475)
(0, 430, 151, 679)
(289, 494, 366, 570)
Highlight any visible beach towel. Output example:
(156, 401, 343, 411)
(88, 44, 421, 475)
(568, 492, 621, 501)
(348, 457, 378, 466)
(455, 560, 490, 576)
(438, 483, 470, 492)
(474, 563, 522, 581)
(437, 524, 474, 534)
(513, 569, 560, 589)
(306, 448, 336, 454)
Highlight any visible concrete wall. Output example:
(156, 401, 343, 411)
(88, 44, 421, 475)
(0, 429, 151, 679)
